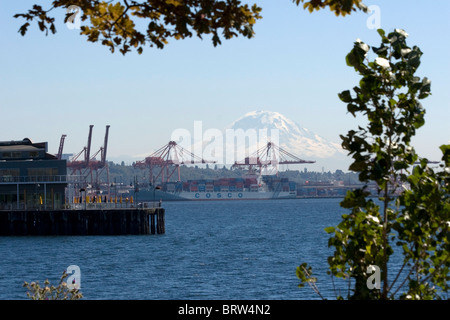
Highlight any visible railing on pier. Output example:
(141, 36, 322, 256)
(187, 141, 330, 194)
(66, 201, 163, 210)
(0, 202, 163, 211)
(0, 175, 65, 184)
(0, 175, 86, 184)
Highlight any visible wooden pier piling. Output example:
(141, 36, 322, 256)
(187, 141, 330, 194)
(0, 208, 165, 236)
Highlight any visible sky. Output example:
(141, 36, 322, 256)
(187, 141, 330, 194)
(1, 0, 449, 171)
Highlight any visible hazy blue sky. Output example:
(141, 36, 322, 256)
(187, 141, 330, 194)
(1, 1, 449, 170)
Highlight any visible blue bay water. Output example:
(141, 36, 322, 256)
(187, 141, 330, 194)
(0, 198, 358, 300)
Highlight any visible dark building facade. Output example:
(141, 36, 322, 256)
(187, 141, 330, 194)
(0, 138, 67, 210)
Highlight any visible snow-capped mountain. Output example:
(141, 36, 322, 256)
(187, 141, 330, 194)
(226, 110, 345, 160)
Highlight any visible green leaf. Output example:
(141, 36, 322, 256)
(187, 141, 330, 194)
(339, 90, 352, 103)
(389, 98, 397, 107)
(18, 22, 30, 36)
(325, 226, 336, 234)
(377, 28, 386, 37)
(372, 45, 388, 57)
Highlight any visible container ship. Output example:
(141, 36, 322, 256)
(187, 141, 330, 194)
(135, 174, 297, 201)
(129, 141, 314, 202)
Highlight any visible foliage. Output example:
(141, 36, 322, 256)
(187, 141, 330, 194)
(395, 146, 450, 299)
(23, 270, 83, 300)
(292, 0, 368, 16)
(13, 0, 367, 55)
(297, 29, 450, 299)
(14, 0, 262, 55)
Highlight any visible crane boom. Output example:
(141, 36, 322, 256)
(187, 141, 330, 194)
(101, 125, 110, 165)
(57, 134, 67, 160)
(85, 125, 94, 165)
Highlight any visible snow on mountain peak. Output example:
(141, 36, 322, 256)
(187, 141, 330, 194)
(227, 110, 345, 159)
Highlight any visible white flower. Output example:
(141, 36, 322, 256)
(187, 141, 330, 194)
(400, 48, 411, 56)
(395, 29, 409, 38)
(375, 57, 390, 69)
(367, 215, 380, 224)
(355, 38, 369, 53)
(361, 43, 369, 52)
(422, 77, 431, 85)
(388, 71, 396, 81)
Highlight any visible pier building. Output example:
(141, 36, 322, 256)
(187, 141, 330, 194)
(0, 138, 67, 210)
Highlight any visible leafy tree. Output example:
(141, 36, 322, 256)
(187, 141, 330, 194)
(297, 29, 449, 299)
(14, 0, 367, 55)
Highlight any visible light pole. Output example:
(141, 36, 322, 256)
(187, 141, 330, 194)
(153, 185, 161, 208)
(80, 188, 86, 210)
(35, 183, 40, 210)
(134, 175, 139, 208)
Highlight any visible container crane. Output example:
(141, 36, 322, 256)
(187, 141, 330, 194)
(134, 141, 216, 185)
(67, 125, 110, 193)
(67, 125, 94, 176)
(87, 125, 110, 192)
(232, 141, 315, 175)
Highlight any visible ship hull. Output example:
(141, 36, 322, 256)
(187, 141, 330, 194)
(136, 189, 296, 201)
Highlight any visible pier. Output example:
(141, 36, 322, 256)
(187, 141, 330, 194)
(0, 207, 165, 236)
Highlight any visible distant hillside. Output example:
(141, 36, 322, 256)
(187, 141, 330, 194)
(103, 161, 359, 187)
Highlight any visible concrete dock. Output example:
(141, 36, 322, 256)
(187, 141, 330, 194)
(0, 208, 165, 235)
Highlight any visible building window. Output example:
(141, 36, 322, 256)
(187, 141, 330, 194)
(28, 168, 59, 176)
(0, 168, 20, 182)
(29, 151, 39, 158)
(1, 152, 22, 159)
(27, 168, 59, 182)
(0, 169, 20, 176)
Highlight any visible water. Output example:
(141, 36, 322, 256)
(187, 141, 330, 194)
(0, 198, 356, 300)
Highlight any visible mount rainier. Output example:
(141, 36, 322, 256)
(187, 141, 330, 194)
(225, 110, 349, 171)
